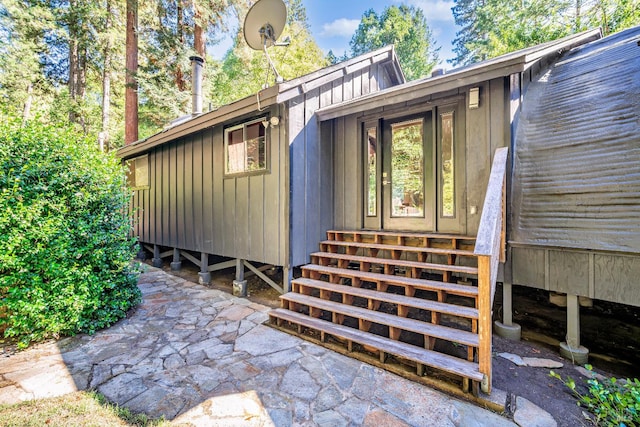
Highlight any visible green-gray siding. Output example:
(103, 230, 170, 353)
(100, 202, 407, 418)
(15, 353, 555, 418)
(130, 105, 288, 267)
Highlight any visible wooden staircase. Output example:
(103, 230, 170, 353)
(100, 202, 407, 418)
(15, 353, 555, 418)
(269, 229, 487, 394)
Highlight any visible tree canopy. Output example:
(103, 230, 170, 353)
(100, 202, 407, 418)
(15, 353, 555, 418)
(349, 5, 440, 81)
(0, 0, 637, 146)
(451, 0, 640, 66)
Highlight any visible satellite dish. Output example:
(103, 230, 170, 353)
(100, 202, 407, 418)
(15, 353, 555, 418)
(243, 0, 289, 84)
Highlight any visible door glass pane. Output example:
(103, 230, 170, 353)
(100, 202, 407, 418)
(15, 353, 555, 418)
(441, 112, 455, 217)
(391, 120, 424, 217)
(366, 127, 377, 216)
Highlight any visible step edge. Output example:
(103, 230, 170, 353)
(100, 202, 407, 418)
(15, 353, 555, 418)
(280, 293, 479, 346)
(269, 308, 483, 380)
(292, 278, 479, 319)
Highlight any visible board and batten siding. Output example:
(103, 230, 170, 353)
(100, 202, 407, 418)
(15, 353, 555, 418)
(130, 104, 287, 267)
(288, 64, 395, 267)
(328, 80, 510, 237)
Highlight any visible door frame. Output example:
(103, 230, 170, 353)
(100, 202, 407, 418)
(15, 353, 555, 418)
(361, 97, 466, 234)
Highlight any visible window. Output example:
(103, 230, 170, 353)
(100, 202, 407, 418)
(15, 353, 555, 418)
(440, 111, 455, 217)
(225, 118, 268, 176)
(366, 126, 377, 217)
(126, 154, 149, 189)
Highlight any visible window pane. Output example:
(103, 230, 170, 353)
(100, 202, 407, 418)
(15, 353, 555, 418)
(134, 156, 149, 187)
(227, 128, 245, 174)
(441, 112, 454, 217)
(366, 127, 377, 216)
(246, 135, 266, 171)
(391, 120, 424, 217)
(225, 121, 268, 175)
(246, 122, 262, 140)
(127, 155, 148, 188)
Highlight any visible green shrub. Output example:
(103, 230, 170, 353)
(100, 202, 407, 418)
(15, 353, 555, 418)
(0, 114, 141, 347)
(550, 366, 640, 426)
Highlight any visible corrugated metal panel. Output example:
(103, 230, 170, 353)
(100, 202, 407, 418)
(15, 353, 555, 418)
(512, 26, 640, 254)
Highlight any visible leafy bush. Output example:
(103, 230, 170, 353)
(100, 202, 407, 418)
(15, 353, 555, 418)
(0, 114, 141, 347)
(550, 366, 640, 426)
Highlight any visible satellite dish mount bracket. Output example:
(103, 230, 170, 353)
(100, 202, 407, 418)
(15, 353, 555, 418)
(260, 23, 285, 84)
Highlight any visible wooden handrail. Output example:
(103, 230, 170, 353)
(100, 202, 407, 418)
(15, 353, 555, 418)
(474, 146, 508, 394)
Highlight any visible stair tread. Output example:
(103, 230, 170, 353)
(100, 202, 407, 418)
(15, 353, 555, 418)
(312, 251, 479, 275)
(281, 292, 479, 347)
(320, 240, 476, 257)
(270, 308, 483, 381)
(293, 277, 478, 319)
(327, 230, 477, 241)
(302, 264, 479, 297)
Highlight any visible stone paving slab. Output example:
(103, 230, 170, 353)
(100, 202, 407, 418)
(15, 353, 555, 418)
(0, 267, 521, 426)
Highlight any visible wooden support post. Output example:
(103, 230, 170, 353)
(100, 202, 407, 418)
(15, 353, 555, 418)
(477, 255, 492, 394)
(282, 267, 293, 293)
(559, 294, 589, 364)
(170, 248, 182, 271)
(198, 252, 211, 284)
(503, 281, 513, 325)
(389, 327, 401, 341)
(152, 245, 163, 268)
(235, 258, 244, 281)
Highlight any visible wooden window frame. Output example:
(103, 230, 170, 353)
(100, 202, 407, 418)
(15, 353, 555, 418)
(224, 117, 270, 177)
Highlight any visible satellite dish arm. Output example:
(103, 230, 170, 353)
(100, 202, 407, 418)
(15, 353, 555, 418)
(263, 37, 284, 84)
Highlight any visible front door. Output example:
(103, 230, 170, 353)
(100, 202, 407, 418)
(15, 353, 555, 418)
(363, 104, 465, 233)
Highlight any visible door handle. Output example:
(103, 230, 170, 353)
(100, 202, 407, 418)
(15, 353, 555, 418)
(382, 180, 391, 186)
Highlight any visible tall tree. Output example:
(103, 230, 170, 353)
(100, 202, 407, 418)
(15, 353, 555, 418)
(349, 5, 440, 81)
(0, 0, 57, 121)
(125, 0, 138, 145)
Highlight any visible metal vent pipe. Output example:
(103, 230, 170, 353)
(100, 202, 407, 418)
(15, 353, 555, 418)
(190, 55, 204, 115)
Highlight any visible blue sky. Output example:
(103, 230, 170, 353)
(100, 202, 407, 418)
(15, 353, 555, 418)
(305, 1, 459, 65)
(211, 1, 460, 68)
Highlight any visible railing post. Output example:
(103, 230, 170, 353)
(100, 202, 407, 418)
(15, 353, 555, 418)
(500, 174, 507, 263)
(477, 254, 492, 394)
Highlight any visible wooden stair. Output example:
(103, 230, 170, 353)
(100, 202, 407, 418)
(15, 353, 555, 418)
(269, 229, 484, 394)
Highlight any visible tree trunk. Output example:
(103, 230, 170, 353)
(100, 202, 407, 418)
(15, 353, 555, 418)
(175, 0, 186, 91)
(22, 83, 33, 123)
(125, 0, 138, 145)
(69, 36, 78, 123)
(194, 0, 206, 58)
(101, 0, 113, 150)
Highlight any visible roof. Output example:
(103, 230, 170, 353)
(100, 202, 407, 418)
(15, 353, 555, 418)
(511, 25, 640, 253)
(316, 28, 602, 121)
(118, 46, 404, 159)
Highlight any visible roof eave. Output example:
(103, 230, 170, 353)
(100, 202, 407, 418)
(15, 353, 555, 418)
(117, 86, 279, 159)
